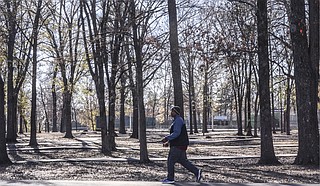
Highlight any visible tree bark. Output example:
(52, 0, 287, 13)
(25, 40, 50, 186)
(256, 0, 279, 165)
(168, 0, 184, 117)
(119, 74, 127, 134)
(290, 0, 319, 165)
(130, 0, 149, 163)
(63, 91, 73, 138)
(0, 75, 12, 165)
(52, 65, 58, 132)
(80, 0, 109, 154)
(5, 0, 18, 143)
(29, 0, 42, 147)
(187, 51, 194, 134)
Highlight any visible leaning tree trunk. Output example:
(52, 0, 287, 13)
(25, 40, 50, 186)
(256, 0, 279, 165)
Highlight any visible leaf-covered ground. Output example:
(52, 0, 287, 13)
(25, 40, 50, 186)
(1, 129, 319, 184)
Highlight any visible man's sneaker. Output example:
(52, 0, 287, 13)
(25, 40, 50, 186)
(162, 178, 175, 184)
(196, 169, 202, 182)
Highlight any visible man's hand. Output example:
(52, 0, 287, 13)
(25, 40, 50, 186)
(161, 137, 168, 143)
(161, 137, 169, 147)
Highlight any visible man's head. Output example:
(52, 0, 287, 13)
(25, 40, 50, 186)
(171, 106, 181, 117)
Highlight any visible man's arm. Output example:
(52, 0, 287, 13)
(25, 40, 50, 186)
(163, 117, 184, 141)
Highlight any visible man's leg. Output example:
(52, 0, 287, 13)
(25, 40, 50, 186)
(178, 150, 199, 175)
(167, 147, 180, 180)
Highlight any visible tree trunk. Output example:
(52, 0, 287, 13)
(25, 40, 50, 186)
(125, 38, 139, 139)
(63, 91, 74, 138)
(131, 100, 139, 139)
(80, 0, 109, 154)
(202, 62, 209, 133)
(119, 73, 126, 134)
(29, 0, 42, 147)
(130, 0, 149, 163)
(246, 55, 253, 136)
(187, 52, 194, 134)
(291, 0, 319, 165)
(168, 0, 184, 117)
(5, 0, 18, 143)
(237, 94, 243, 135)
(107, 87, 116, 151)
(52, 65, 58, 132)
(256, 0, 279, 165)
(0, 76, 12, 165)
(285, 78, 292, 135)
(40, 86, 50, 133)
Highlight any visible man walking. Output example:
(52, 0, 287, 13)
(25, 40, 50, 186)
(161, 106, 202, 184)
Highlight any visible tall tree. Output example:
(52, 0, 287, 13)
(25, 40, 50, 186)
(119, 68, 127, 134)
(51, 64, 58, 132)
(256, 0, 279, 164)
(4, 0, 19, 143)
(130, 0, 149, 163)
(29, 0, 43, 147)
(290, 0, 319, 165)
(80, 0, 110, 154)
(168, 0, 184, 117)
(0, 75, 12, 165)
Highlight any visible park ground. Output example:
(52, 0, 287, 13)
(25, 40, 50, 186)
(0, 129, 319, 184)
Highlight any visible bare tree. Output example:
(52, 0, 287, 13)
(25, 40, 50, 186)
(80, 0, 110, 154)
(29, 0, 43, 147)
(4, 0, 19, 143)
(130, 0, 149, 163)
(256, 0, 279, 165)
(290, 0, 319, 165)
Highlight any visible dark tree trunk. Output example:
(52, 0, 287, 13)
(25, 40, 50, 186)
(130, 0, 149, 163)
(202, 62, 209, 133)
(5, 0, 18, 143)
(40, 86, 50, 133)
(63, 91, 73, 138)
(246, 56, 253, 136)
(52, 65, 58, 132)
(125, 38, 139, 139)
(285, 78, 292, 135)
(0, 76, 12, 165)
(18, 108, 23, 134)
(80, 0, 109, 154)
(131, 96, 139, 139)
(29, 0, 42, 147)
(119, 75, 126, 134)
(237, 94, 243, 135)
(107, 86, 116, 151)
(107, 1, 125, 151)
(291, 0, 319, 165)
(168, 0, 184, 117)
(256, 0, 279, 165)
(187, 52, 194, 134)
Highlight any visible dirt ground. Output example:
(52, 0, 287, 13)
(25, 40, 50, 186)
(0, 129, 319, 184)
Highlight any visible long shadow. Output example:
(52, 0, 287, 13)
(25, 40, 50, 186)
(200, 159, 319, 184)
(7, 143, 27, 162)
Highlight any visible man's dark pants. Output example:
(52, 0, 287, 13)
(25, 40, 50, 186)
(167, 146, 199, 180)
